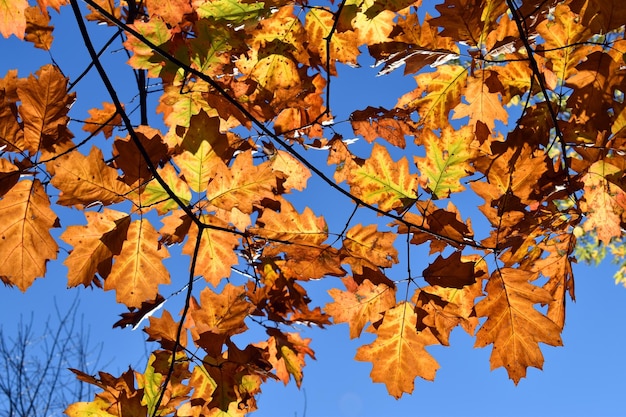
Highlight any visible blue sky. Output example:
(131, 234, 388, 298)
(1, 2, 626, 417)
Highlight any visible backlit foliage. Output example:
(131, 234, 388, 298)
(1, 0, 626, 414)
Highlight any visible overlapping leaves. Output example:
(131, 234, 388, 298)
(1, 0, 625, 413)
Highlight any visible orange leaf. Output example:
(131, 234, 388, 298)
(262, 330, 314, 388)
(49, 147, 131, 207)
(190, 284, 252, 338)
(0, 0, 27, 39)
(24, 6, 53, 50)
(182, 215, 239, 286)
(326, 279, 396, 338)
(271, 150, 311, 192)
(343, 223, 398, 270)
(348, 143, 418, 211)
(397, 64, 467, 129)
(206, 151, 278, 214)
(474, 268, 563, 384)
(253, 201, 327, 250)
(60, 209, 129, 287)
(355, 302, 440, 398)
(105, 219, 171, 308)
(83, 102, 123, 139)
(16, 64, 75, 154)
(0, 180, 58, 291)
(453, 69, 508, 131)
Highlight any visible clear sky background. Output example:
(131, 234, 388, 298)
(1, 2, 626, 417)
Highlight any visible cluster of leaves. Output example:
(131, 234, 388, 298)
(1, 0, 626, 415)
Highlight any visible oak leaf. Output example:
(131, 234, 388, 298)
(580, 160, 624, 244)
(182, 216, 239, 286)
(49, 147, 130, 207)
(305, 7, 360, 74)
(343, 223, 398, 271)
(137, 164, 192, 214)
(24, 6, 53, 50)
(355, 302, 440, 398)
(397, 64, 467, 129)
(349, 142, 418, 211)
(251, 199, 327, 246)
(0, 0, 27, 39)
(453, 69, 508, 131)
(422, 251, 475, 288)
(105, 219, 171, 308)
(206, 151, 278, 214)
(190, 284, 252, 338)
(16, 64, 75, 154)
(124, 18, 171, 77)
(0, 180, 58, 291)
(60, 209, 130, 287)
(262, 329, 315, 388)
(474, 268, 563, 384)
(326, 279, 396, 338)
(83, 102, 122, 139)
(415, 126, 476, 199)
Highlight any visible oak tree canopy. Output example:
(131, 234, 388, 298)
(1, 0, 625, 414)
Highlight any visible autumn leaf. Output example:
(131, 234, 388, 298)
(124, 17, 171, 77)
(262, 329, 315, 388)
(474, 268, 563, 384)
(0, 0, 27, 39)
(105, 219, 171, 308)
(453, 69, 508, 131)
(343, 223, 398, 271)
(415, 126, 476, 199)
(0, 180, 58, 291)
(60, 209, 129, 287)
(83, 102, 122, 139)
(349, 143, 418, 211)
(182, 215, 239, 286)
(137, 164, 192, 214)
(355, 302, 440, 398)
(49, 147, 130, 207)
(397, 64, 467, 129)
(65, 397, 118, 417)
(251, 198, 327, 246)
(326, 278, 396, 338)
(580, 160, 624, 244)
(16, 64, 75, 154)
(305, 7, 360, 73)
(190, 284, 252, 339)
(24, 6, 53, 50)
(207, 151, 278, 214)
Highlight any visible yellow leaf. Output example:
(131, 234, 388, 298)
(0, 180, 58, 291)
(65, 397, 118, 417)
(105, 219, 171, 308)
(349, 143, 418, 211)
(305, 8, 360, 74)
(397, 64, 467, 129)
(251, 198, 327, 246)
(138, 164, 192, 214)
(355, 302, 440, 398)
(207, 151, 277, 214)
(415, 126, 476, 199)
